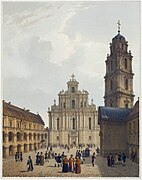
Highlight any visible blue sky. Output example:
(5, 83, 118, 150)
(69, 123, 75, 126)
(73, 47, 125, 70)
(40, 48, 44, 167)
(2, 1, 141, 126)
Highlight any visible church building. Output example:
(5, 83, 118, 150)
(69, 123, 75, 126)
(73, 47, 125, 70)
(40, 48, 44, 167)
(48, 75, 100, 147)
(98, 21, 139, 162)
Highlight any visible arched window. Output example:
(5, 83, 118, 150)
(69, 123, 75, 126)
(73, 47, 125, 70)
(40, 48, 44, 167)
(80, 101, 83, 108)
(57, 118, 59, 130)
(73, 118, 75, 129)
(72, 87, 75, 93)
(110, 60, 113, 71)
(125, 58, 127, 69)
(89, 117, 91, 130)
(110, 80, 113, 90)
(72, 100, 75, 108)
(125, 103, 128, 108)
(125, 79, 128, 90)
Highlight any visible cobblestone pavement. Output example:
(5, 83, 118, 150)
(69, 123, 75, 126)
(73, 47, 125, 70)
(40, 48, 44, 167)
(2, 147, 139, 177)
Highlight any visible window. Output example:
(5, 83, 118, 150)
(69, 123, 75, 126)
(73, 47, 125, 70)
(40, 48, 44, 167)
(125, 103, 128, 108)
(125, 58, 127, 69)
(129, 122, 131, 132)
(110, 60, 113, 71)
(133, 121, 136, 131)
(10, 121, 12, 127)
(73, 118, 75, 129)
(72, 100, 75, 108)
(110, 103, 112, 107)
(110, 80, 113, 90)
(80, 101, 83, 108)
(89, 136, 91, 140)
(84, 101, 86, 107)
(72, 87, 75, 93)
(89, 117, 91, 130)
(57, 118, 59, 130)
(57, 136, 59, 140)
(64, 102, 66, 108)
(125, 79, 128, 90)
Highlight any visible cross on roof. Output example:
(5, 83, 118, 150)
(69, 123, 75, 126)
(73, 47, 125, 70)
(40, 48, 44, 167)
(71, 74, 75, 80)
(117, 20, 121, 34)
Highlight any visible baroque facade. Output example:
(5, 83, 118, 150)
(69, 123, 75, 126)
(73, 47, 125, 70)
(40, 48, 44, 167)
(48, 75, 100, 147)
(3, 101, 48, 158)
(98, 22, 139, 163)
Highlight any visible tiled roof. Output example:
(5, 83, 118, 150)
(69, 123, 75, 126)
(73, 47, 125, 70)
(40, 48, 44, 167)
(98, 106, 132, 125)
(3, 101, 45, 125)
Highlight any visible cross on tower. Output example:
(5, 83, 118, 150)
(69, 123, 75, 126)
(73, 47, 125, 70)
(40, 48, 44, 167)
(71, 74, 75, 80)
(117, 20, 121, 34)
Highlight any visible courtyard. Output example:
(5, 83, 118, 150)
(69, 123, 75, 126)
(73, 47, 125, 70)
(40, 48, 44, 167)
(3, 147, 139, 177)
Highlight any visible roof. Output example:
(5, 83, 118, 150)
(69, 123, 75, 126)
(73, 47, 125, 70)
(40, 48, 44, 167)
(112, 33, 126, 41)
(3, 101, 45, 125)
(98, 106, 132, 125)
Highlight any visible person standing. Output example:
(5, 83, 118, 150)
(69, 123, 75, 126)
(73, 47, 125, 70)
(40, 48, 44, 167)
(57, 153, 62, 167)
(107, 154, 111, 167)
(62, 155, 69, 173)
(122, 153, 126, 166)
(36, 152, 40, 165)
(20, 152, 23, 162)
(92, 152, 96, 166)
(69, 154, 74, 172)
(75, 157, 81, 174)
(40, 152, 44, 166)
(15, 152, 18, 162)
(45, 151, 48, 162)
(27, 156, 33, 171)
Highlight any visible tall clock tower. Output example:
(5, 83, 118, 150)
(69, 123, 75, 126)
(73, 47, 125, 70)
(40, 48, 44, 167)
(104, 21, 135, 108)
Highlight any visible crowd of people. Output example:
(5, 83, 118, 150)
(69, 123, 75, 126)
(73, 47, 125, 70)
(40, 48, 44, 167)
(107, 152, 126, 167)
(15, 152, 23, 162)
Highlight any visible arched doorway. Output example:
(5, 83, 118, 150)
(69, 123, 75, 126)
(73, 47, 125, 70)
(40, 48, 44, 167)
(9, 145, 14, 156)
(17, 132, 22, 141)
(24, 144, 28, 152)
(29, 143, 32, 151)
(8, 131, 14, 142)
(24, 132, 27, 141)
(3, 131, 6, 143)
(3, 146, 6, 158)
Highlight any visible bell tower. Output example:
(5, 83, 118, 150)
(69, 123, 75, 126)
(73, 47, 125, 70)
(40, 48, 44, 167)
(104, 21, 135, 108)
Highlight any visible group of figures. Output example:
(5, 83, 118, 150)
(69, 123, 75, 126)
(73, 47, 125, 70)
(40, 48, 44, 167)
(62, 154, 81, 174)
(15, 152, 23, 162)
(35, 152, 45, 165)
(107, 152, 126, 167)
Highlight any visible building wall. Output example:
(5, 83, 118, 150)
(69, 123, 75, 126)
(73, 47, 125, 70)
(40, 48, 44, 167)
(100, 121, 127, 157)
(127, 101, 139, 163)
(3, 114, 48, 158)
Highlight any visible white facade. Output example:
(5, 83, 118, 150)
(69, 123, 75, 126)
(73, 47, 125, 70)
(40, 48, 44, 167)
(48, 75, 100, 147)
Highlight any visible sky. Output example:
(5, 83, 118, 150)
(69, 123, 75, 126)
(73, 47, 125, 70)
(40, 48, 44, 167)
(2, 1, 141, 127)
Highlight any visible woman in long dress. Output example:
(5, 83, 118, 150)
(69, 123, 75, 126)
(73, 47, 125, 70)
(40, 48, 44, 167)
(62, 155, 69, 173)
(69, 154, 74, 172)
(40, 152, 44, 166)
(75, 157, 81, 174)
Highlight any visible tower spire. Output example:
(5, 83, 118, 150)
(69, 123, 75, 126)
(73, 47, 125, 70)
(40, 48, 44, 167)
(117, 20, 121, 34)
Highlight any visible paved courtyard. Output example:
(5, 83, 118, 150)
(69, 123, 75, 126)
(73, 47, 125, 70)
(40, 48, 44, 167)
(3, 147, 139, 177)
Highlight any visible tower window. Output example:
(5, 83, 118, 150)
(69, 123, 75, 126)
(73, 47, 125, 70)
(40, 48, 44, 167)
(57, 118, 59, 130)
(73, 118, 75, 129)
(72, 87, 75, 93)
(72, 100, 75, 108)
(80, 101, 83, 108)
(110, 80, 113, 90)
(125, 103, 128, 108)
(89, 117, 91, 130)
(125, 79, 128, 90)
(110, 60, 113, 71)
(125, 58, 127, 69)
(63, 102, 66, 108)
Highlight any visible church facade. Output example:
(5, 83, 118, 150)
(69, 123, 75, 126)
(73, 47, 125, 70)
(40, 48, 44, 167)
(48, 75, 100, 147)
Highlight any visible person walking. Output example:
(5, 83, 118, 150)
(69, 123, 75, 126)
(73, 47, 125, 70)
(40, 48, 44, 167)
(36, 152, 40, 165)
(107, 154, 112, 167)
(40, 152, 44, 166)
(27, 156, 33, 171)
(57, 153, 62, 167)
(62, 155, 69, 173)
(92, 152, 96, 166)
(75, 157, 81, 174)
